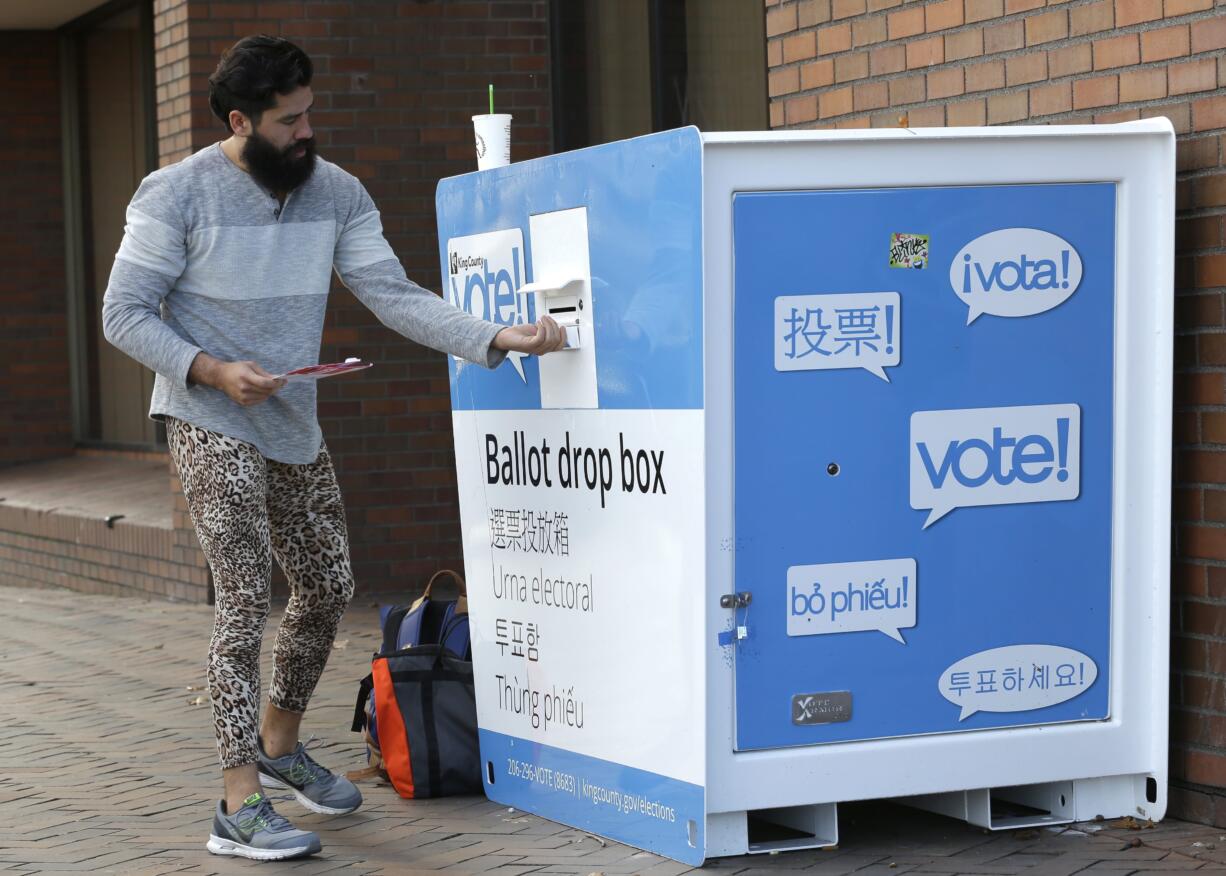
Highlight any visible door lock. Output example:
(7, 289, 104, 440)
(719, 592, 752, 610)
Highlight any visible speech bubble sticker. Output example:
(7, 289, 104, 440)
(939, 644, 1098, 721)
(786, 558, 916, 644)
(774, 292, 900, 382)
(910, 403, 1081, 529)
(950, 228, 1083, 325)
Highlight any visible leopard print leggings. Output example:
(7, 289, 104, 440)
(165, 418, 355, 769)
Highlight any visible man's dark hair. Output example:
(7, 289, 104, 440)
(208, 35, 313, 133)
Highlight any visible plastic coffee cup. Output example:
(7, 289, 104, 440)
(472, 113, 511, 170)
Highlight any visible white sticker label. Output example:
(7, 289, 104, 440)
(950, 228, 1082, 325)
(910, 403, 1080, 529)
(774, 292, 900, 382)
(939, 644, 1098, 721)
(786, 558, 916, 644)
(446, 228, 531, 381)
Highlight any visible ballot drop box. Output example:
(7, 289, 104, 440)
(435, 121, 1174, 865)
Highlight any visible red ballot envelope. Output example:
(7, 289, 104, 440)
(276, 358, 373, 382)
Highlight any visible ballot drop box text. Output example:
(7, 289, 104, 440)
(435, 121, 1175, 866)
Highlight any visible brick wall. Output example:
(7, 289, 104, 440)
(151, 0, 552, 599)
(0, 33, 73, 468)
(764, 0, 1226, 825)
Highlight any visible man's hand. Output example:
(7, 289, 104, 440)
(189, 353, 285, 407)
(493, 316, 568, 356)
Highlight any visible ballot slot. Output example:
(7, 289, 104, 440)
(527, 208, 598, 409)
(519, 277, 584, 350)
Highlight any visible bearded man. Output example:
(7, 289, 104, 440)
(102, 35, 563, 861)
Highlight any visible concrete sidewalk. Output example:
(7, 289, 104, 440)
(0, 582, 1223, 875)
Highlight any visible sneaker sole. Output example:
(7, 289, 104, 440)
(259, 772, 361, 816)
(206, 834, 319, 860)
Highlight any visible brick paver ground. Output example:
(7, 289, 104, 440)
(1, 582, 1224, 875)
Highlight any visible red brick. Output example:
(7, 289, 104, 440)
(965, 59, 1005, 92)
(799, 0, 834, 27)
(1006, 53, 1048, 86)
(1116, 0, 1163, 25)
(819, 86, 854, 118)
(768, 38, 784, 68)
(1182, 526, 1226, 561)
(1030, 81, 1072, 116)
(833, 0, 868, 19)
(1179, 215, 1223, 250)
(870, 44, 907, 75)
(928, 66, 965, 98)
(1070, 0, 1114, 35)
(1170, 58, 1219, 96)
(1049, 44, 1093, 78)
(947, 97, 987, 126)
(1198, 253, 1226, 287)
(984, 20, 1024, 54)
(770, 101, 785, 128)
(801, 58, 836, 90)
(769, 67, 801, 98)
(853, 15, 888, 46)
(906, 35, 945, 68)
(1182, 136, 1223, 172)
(1193, 96, 1226, 132)
(925, 0, 964, 31)
(787, 92, 820, 124)
(887, 6, 926, 39)
(1073, 74, 1119, 109)
(1142, 25, 1190, 62)
(854, 81, 890, 111)
(766, 3, 798, 37)
(966, 0, 1003, 20)
(1144, 101, 1191, 134)
(889, 74, 927, 105)
(1176, 487, 1204, 522)
(1204, 409, 1226, 440)
(1179, 372, 1226, 404)
(988, 91, 1029, 123)
(1165, 0, 1212, 14)
(784, 30, 818, 63)
(1093, 33, 1140, 69)
(835, 51, 870, 82)
(1191, 17, 1226, 53)
(1120, 67, 1168, 102)
(1006, 0, 1044, 11)
(817, 23, 852, 55)
(945, 28, 984, 62)
(1186, 166, 1226, 204)
(1026, 10, 1069, 45)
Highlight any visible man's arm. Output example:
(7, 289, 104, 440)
(334, 179, 564, 363)
(102, 173, 203, 390)
(103, 173, 283, 407)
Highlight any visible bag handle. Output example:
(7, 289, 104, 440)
(351, 673, 374, 733)
(424, 569, 466, 598)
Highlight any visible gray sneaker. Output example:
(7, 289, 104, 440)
(257, 738, 363, 816)
(206, 791, 321, 861)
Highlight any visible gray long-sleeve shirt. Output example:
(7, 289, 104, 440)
(103, 142, 504, 463)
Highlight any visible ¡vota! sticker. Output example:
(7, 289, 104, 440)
(950, 228, 1083, 324)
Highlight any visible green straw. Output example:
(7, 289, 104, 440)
(489, 84, 494, 115)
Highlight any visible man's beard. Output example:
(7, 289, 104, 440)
(241, 131, 316, 194)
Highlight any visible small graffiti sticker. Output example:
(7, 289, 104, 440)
(890, 233, 929, 269)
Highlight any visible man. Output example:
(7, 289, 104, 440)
(102, 35, 564, 861)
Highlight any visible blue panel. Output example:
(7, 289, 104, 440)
(436, 129, 704, 412)
(732, 184, 1115, 750)
(480, 730, 705, 866)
